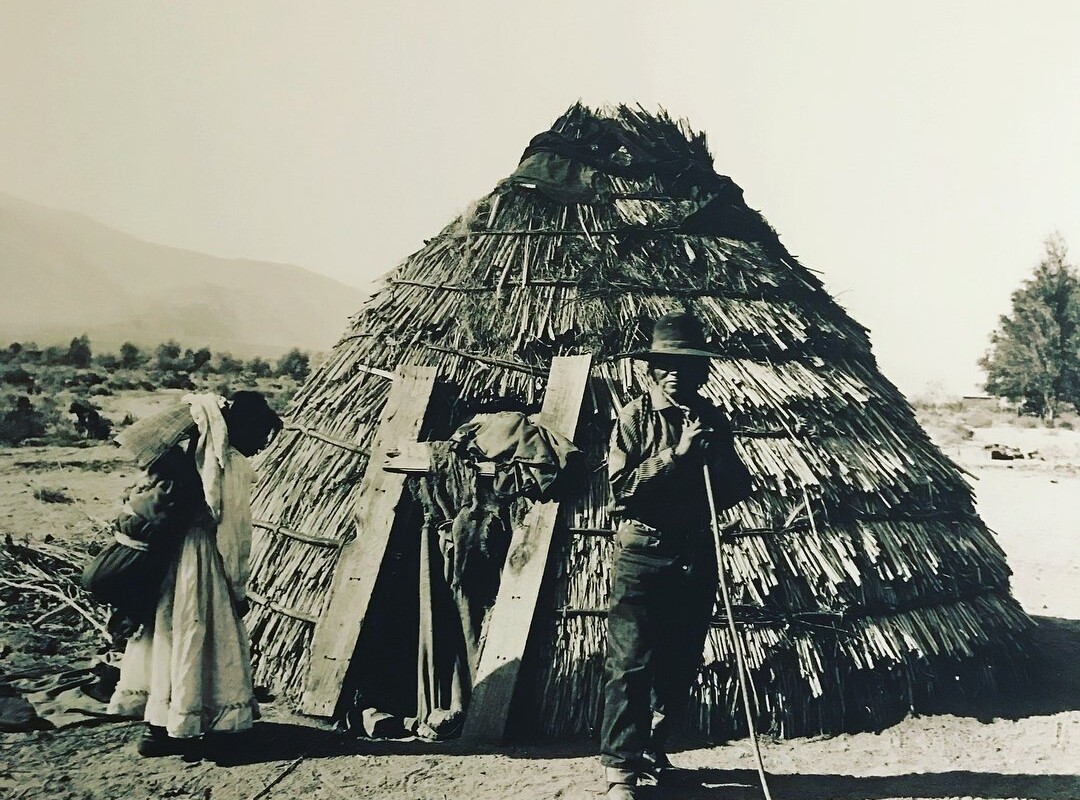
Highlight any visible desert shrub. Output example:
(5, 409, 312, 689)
(65, 335, 92, 368)
(1058, 420, 1074, 430)
(159, 373, 195, 390)
(216, 353, 244, 375)
(33, 486, 73, 504)
(107, 375, 142, 391)
(41, 345, 67, 366)
(2, 342, 23, 362)
(1014, 415, 1039, 429)
(155, 340, 183, 371)
(245, 357, 272, 379)
(33, 395, 82, 445)
(188, 347, 213, 374)
(2, 367, 34, 389)
(63, 371, 108, 389)
(275, 348, 310, 382)
(119, 342, 146, 369)
(0, 396, 46, 444)
(95, 352, 121, 370)
(14, 344, 42, 364)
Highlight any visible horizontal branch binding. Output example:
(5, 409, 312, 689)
(420, 342, 548, 376)
(554, 587, 1019, 629)
(283, 423, 369, 456)
(441, 224, 681, 239)
(390, 278, 578, 292)
(252, 520, 343, 549)
(247, 589, 319, 624)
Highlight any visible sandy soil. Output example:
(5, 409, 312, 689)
(1, 415, 1078, 800)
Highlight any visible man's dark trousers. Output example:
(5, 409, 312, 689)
(599, 521, 717, 771)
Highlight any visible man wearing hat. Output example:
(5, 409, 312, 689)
(601, 311, 753, 799)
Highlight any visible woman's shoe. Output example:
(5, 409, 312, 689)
(136, 726, 201, 758)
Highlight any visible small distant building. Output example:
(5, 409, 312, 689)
(963, 395, 1017, 412)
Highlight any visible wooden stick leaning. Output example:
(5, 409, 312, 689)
(703, 463, 774, 800)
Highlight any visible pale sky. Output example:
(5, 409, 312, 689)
(2, 1, 1078, 397)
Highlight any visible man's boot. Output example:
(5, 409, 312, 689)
(605, 767, 642, 799)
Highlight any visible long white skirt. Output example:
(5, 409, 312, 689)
(108, 523, 259, 738)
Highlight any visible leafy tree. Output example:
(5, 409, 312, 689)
(18, 342, 41, 363)
(65, 334, 92, 368)
(155, 340, 183, 371)
(190, 347, 213, 373)
(216, 353, 244, 375)
(245, 357, 272, 379)
(120, 341, 145, 369)
(95, 351, 121, 371)
(275, 348, 310, 381)
(980, 234, 1080, 419)
(42, 345, 67, 366)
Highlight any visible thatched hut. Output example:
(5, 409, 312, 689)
(246, 104, 1033, 740)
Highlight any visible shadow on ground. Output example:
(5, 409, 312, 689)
(214, 615, 1079, 769)
(655, 768, 1080, 800)
(935, 615, 1080, 721)
(207, 722, 353, 767)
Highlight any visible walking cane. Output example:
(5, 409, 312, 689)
(703, 463, 774, 800)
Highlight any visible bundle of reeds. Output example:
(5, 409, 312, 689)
(246, 103, 1034, 735)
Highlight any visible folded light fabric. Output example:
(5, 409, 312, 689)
(183, 393, 229, 520)
(182, 393, 253, 602)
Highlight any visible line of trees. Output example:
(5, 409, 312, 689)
(981, 234, 1080, 420)
(1, 338, 312, 383)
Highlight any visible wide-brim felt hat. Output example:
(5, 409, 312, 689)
(113, 403, 196, 468)
(632, 311, 722, 359)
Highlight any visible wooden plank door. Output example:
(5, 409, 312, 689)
(301, 365, 438, 716)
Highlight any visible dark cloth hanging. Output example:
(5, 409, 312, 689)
(450, 410, 582, 501)
(412, 413, 580, 737)
(414, 442, 510, 737)
(497, 108, 778, 244)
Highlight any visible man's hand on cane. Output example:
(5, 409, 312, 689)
(675, 418, 714, 459)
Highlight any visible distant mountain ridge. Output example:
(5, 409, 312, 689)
(0, 192, 370, 355)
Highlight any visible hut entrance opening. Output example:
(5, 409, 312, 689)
(303, 356, 593, 742)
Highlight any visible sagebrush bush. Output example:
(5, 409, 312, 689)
(33, 485, 73, 504)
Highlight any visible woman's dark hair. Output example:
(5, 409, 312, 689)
(224, 391, 283, 455)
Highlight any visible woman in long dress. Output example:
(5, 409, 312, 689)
(108, 391, 282, 757)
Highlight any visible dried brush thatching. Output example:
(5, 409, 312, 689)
(246, 103, 1033, 739)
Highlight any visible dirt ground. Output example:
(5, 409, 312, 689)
(0, 409, 1078, 800)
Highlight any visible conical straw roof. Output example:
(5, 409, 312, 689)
(246, 104, 1032, 739)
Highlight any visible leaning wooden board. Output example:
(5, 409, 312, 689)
(301, 365, 438, 716)
(460, 353, 593, 743)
